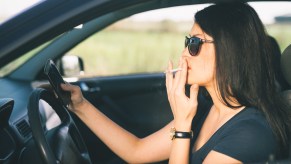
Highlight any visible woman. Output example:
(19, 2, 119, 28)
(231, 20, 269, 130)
(61, 2, 289, 163)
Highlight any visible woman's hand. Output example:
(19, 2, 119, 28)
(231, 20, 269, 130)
(61, 83, 88, 114)
(165, 58, 199, 130)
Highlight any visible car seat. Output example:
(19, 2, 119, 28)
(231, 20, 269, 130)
(281, 44, 291, 90)
(281, 44, 291, 110)
(280, 44, 291, 160)
(269, 36, 290, 91)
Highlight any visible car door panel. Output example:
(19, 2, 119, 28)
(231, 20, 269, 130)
(71, 73, 172, 163)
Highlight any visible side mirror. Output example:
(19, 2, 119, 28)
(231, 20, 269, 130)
(57, 56, 84, 77)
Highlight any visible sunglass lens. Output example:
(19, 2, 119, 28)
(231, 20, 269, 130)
(185, 36, 202, 56)
(188, 43, 199, 56)
(185, 36, 189, 48)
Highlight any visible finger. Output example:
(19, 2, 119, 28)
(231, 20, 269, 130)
(177, 58, 188, 91)
(172, 58, 183, 89)
(61, 83, 84, 103)
(60, 83, 70, 90)
(61, 83, 78, 93)
(165, 60, 174, 94)
(189, 84, 199, 105)
(165, 61, 178, 114)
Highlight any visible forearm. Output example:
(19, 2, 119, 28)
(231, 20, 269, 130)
(169, 121, 192, 164)
(73, 99, 141, 162)
(169, 140, 191, 164)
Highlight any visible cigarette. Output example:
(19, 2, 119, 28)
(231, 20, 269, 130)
(164, 68, 182, 74)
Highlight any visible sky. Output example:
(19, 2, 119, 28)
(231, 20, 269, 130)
(0, 0, 41, 23)
(1, 0, 291, 24)
(0, 0, 41, 16)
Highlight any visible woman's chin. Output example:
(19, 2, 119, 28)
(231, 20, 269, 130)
(186, 78, 195, 85)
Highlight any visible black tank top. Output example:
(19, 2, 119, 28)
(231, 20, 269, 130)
(190, 96, 277, 163)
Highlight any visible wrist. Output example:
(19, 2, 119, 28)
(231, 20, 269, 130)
(73, 99, 90, 115)
(174, 119, 192, 132)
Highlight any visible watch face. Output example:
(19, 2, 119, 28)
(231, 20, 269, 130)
(170, 127, 176, 140)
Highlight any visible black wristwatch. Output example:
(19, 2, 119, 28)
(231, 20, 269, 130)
(170, 127, 193, 140)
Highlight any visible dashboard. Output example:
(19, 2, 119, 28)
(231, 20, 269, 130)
(0, 78, 60, 163)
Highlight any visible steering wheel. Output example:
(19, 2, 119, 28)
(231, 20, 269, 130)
(27, 88, 92, 164)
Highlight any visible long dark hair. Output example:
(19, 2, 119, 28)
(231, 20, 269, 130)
(195, 2, 290, 156)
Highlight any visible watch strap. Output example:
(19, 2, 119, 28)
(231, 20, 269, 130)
(170, 127, 193, 140)
(175, 130, 193, 139)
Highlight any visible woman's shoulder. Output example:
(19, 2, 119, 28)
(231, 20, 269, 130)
(230, 107, 271, 128)
(222, 107, 274, 138)
(212, 107, 277, 162)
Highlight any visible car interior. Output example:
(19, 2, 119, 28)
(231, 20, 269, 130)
(0, 0, 291, 163)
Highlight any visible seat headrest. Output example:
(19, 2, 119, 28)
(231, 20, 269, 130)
(281, 44, 291, 86)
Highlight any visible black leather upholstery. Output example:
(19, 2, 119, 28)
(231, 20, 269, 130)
(281, 45, 291, 87)
(280, 44, 291, 159)
(281, 45, 291, 108)
(281, 44, 291, 106)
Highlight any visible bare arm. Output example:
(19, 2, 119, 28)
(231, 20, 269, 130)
(61, 84, 172, 163)
(165, 59, 199, 164)
(203, 151, 242, 164)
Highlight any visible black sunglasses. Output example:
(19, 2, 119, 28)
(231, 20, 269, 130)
(185, 36, 214, 56)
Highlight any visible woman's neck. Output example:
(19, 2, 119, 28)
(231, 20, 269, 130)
(205, 84, 244, 116)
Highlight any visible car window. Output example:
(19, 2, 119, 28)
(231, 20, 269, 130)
(250, 2, 291, 51)
(67, 5, 210, 77)
(0, 42, 48, 77)
(67, 22, 184, 77)
(67, 2, 291, 78)
(0, 40, 57, 77)
(1, 2, 290, 78)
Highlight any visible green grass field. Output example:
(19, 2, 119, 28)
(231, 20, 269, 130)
(67, 22, 291, 77)
(68, 28, 186, 76)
